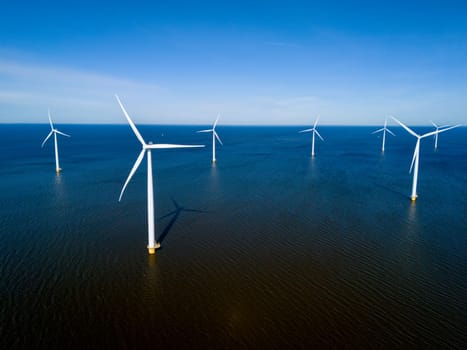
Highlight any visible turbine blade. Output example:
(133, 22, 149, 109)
(214, 131, 223, 145)
(115, 95, 146, 145)
(409, 141, 419, 174)
(48, 109, 54, 130)
(391, 116, 419, 138)
(213, 114, 220, 129)
(298, 128, 313, 133)
(384, 117, 388, 128)
(386, 128, 396, 136)
(119, 149, 146, 202)
(439, 124, 450, 128)
(55, 130, 70, 137)
(421, 124, 461, 138)
(41, 131, 53, 147)
(313, 116, 320, 128)
(196, 129, 213, 133)
(315, 129, 324, 141)
(430, 121, 438, 128)
(146, 143, 205, 149)
(371, 128, 384, 134)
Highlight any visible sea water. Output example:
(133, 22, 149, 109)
(1, 124, 466, 348)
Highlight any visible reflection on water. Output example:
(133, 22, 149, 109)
(306, 156, 315, 177)
(55, 172, 62, 183)
(399, 200, 421, 267)
(143, 254, 161, 301)
(209, 162, 219, 191)
(54, 172, 63, 193)
(407, 200, 418, 226)
(53, 172, 69, 204)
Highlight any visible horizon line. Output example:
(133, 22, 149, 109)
(1, 122, 464, 127)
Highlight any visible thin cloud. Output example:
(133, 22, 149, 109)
(0, 60, 163, 122)
(0, 61, 161, 91)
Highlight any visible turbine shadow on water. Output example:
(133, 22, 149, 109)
(157, 199, 209, 244)
(373, 183, 408, 200)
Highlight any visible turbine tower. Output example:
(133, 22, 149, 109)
(372, 117, 395, 152)
(197, 114, 223, 163)
(391, 117, 460, 201)
(41, 110, 70, 173)
(116, 95, 204, 254)
(430, 121, 450, 150)
(299, 116, 323, 157)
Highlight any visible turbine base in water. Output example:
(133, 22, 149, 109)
(147, 242, 161, 254)
(411, 195, 417, 201)
(55, 168, 62, 173)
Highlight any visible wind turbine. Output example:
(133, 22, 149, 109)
(372, 117, 395, 152)
(430, 121, 450, 150)
(116, 95, 204, 254)
(196, 114, 222, 163)
(299, 116, 323, 157)
(391, 116, 460, 201)
(41, 110, 70, 173)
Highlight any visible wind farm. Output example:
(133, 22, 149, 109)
(2, 1, 467, 349)
(41, 110, 70, 173)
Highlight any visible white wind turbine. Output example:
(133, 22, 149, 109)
(196, 114, 223, 163)
(391, 116, 460, 201)
(372, 117, 395, 152)
(299, 116, 323, 157)
(116, 95, 204, 254)
(430, 121, 450, 150)
(41, 110, 70, 173)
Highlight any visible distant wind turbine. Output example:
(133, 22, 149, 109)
(116, 95, 204, 254)
(299, 116, 323, 157)
(41, 110, 70, 173)
(391, 116, 460, 201)
(430, 121, 450, 150)
(372, 117, 395, 152)
(196, 114, 223, 163)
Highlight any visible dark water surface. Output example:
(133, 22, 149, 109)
(1, 124, 466, 348)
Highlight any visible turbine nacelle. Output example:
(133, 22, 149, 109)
(299, 115, 324, 139)
(372, 116, 395, 136)
(41, 111, 70, 148)
(392, 116, 461, 141)
(115, 94, 204, 202)
(431, 121, 450, 129)
(196, 114, 223, 145)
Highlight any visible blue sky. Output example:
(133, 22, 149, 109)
(1, 0, 466, 125)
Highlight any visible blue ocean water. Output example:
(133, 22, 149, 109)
(1, 124, 466, 348)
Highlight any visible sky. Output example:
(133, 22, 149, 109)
(1, 0, 467, 125)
